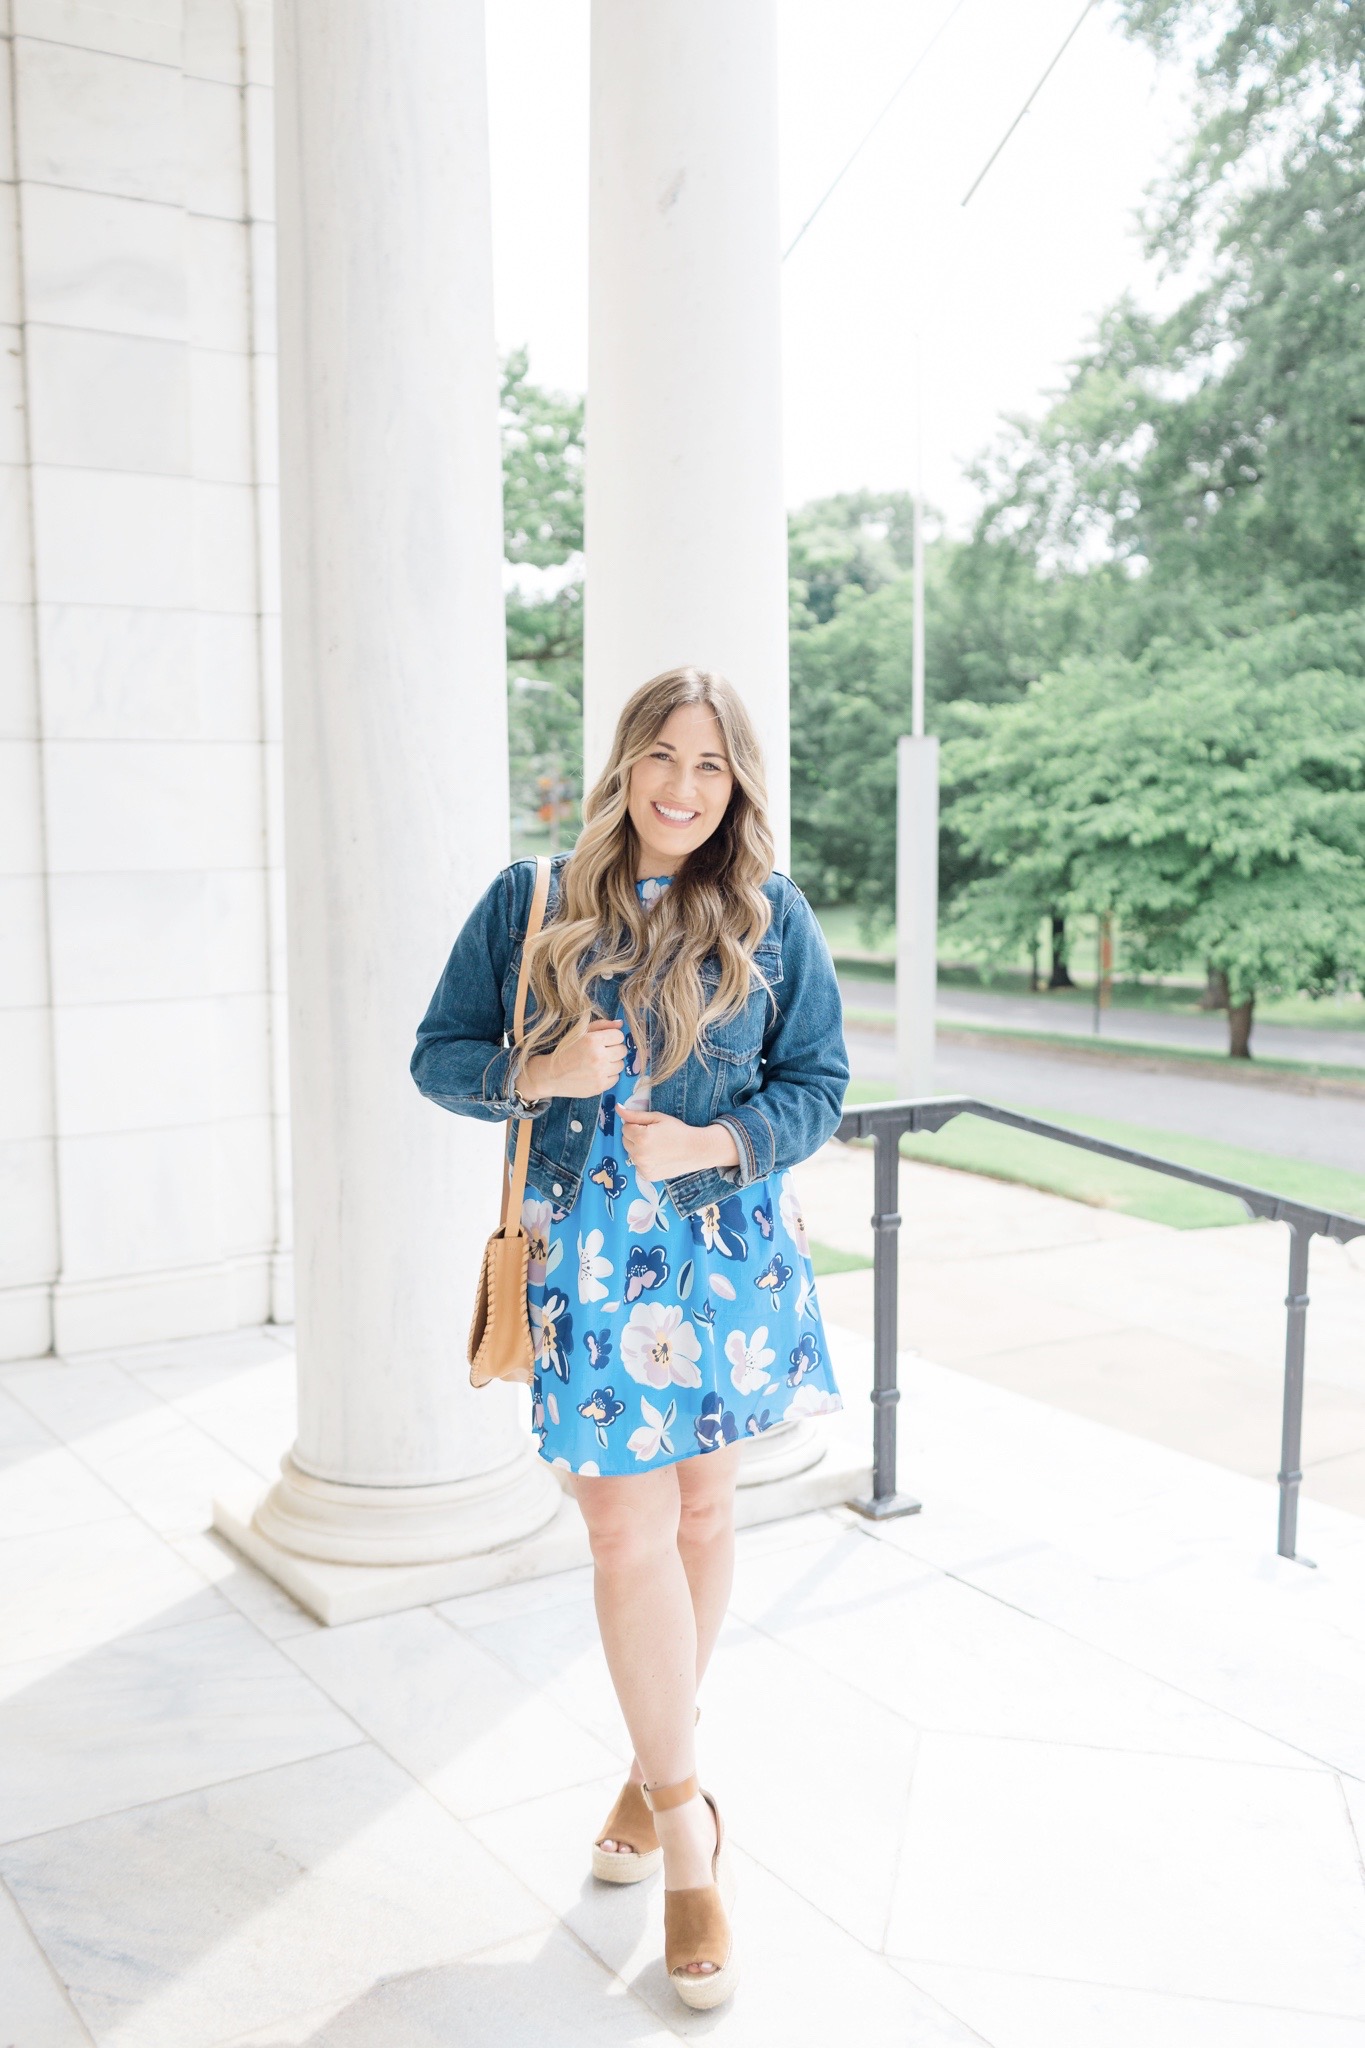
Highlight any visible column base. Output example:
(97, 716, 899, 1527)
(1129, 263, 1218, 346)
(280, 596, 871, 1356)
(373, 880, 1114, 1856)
(735, 1416, 826, 1484)
(213, 1427, 871, 1626)
(242, 1444, 562, 1566)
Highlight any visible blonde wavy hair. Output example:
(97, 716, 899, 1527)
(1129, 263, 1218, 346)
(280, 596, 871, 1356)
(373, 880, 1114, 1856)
(516, 666, 777, 1087)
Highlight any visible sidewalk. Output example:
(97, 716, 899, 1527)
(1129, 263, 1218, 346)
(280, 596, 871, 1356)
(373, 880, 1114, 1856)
(803, 1140, 1365, 1519)
(3, 1160, 1365, 2045)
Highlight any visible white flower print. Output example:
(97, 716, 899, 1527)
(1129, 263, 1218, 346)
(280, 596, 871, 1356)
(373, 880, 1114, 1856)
(725, 1325, 778, 1396)
(628, 1395, 677, 1462)
(621, 1072, 652, 1113)
(576, 1227, 612, 1304)
(627, 1173, 666, 1234)
(546, 1390, 560, 1425)
(779, 1173, 811, 1259)
(709, 1272, 736, 1301)
(579, 1459, 600, 1476)
(784, 1384, 841, 1422)
(620, 1302, 703, 1389)
(793, 1271, 817, 1321)
(520, 1196, 562, 1285)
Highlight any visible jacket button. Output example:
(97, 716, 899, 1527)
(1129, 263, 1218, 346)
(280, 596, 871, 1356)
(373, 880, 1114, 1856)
(569, 1119, 582, 1132)
(552, 1183, 563, 1197)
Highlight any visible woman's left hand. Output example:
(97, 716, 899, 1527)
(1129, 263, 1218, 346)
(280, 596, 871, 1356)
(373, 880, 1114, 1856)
(617, 1107, 740, 1181)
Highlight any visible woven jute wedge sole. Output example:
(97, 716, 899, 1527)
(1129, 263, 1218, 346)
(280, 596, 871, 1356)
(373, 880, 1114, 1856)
(591, 1778, 663, 1883)
(591, 1706, 698, 1885)
(644, 1775, 738, 2012)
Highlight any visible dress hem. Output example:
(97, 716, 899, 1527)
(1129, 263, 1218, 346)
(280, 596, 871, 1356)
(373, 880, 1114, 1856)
(533, 1399, 845, 1477)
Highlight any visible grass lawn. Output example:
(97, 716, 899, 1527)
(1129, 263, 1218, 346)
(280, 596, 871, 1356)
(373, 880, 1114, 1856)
(808, 1237, 873, 1276)
(816, 906, 1365, 1035)
(841, 1080, 1365, 1230)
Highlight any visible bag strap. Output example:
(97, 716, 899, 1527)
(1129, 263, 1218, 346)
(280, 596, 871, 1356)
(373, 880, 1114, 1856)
(500, 855, 553, 1232)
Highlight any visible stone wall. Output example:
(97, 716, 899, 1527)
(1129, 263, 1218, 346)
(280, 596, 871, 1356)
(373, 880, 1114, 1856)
(0, 0, 289, 1359)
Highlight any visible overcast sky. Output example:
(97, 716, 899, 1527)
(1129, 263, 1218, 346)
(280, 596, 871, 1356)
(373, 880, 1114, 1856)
(485, 0, 1194, 534)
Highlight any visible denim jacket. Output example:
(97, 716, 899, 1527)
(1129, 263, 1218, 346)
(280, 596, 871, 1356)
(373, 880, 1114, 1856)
(410, 852, 850, 1218)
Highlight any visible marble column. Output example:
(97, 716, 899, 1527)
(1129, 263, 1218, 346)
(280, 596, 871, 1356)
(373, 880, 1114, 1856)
(585, 0, 824, 1486)
(215, 0, 560, 1590)
(583, 0, 791, 869)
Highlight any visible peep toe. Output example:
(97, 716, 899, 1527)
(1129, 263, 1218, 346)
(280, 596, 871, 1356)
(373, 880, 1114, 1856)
(591, 1704, 698, 1885)
(642, 1772, 738, 2011)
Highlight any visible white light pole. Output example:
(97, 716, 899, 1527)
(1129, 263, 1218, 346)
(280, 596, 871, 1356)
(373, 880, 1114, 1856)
(896, 354, 938, 1100)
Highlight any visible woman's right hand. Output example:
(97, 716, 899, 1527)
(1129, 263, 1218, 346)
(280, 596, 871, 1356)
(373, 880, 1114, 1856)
(520, 1016, 627, 1101)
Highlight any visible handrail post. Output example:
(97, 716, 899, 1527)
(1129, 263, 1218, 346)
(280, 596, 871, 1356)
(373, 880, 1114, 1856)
(1277, 1220, 1315, 1566)
(848, 1117, 922, 1521)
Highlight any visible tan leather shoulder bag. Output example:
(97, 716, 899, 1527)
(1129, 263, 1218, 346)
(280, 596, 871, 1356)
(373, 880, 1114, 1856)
(467, 853, 553, 1388)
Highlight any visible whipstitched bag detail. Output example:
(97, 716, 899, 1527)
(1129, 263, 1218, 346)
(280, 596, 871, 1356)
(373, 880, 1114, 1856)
(467, 854, 552, 1389)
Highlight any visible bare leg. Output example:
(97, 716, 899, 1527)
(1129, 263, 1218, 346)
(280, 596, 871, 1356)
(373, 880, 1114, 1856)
(607, 1440, 742, 1807)
(577, 1458, 733, 1971)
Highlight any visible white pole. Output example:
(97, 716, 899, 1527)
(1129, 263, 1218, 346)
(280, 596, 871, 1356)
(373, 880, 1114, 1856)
(584, 0, 789, 868)
(896, 735, 939, 1098)
(216, 0, 559, 1604)
(898, 339, 937, 1097)
(912, 490, 925, 739)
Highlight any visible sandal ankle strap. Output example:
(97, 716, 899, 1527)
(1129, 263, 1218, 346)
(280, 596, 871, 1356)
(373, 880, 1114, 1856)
(641, 1771, 700, 1813)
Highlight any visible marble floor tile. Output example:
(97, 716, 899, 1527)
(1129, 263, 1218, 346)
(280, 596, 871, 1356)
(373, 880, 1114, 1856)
(0, 1610, 362, 1841)
(690, 1613, 919, 1948)
(0, 1383, 58, 1452)
(170, 1531, 319, 1643)
(0, 1745, 553, 2048)
(0, 1517, 228, 1666)
(215, 1926, 678, 2046)
(133, 1353, 297, 1479)
(885, 1731, 1365, 2014)
(0, 1437, 130, 1539)
(730, 1519, 1320, 1767)
(81, 1329, 291, 1383)
(468, 1773, 986, 2048)
(457, 1579, 631, 1754)
(435, 1558, 596, 1632)
(284, 1607, 626, 1818)
(4, 1355, 282, 1536)
(4, 1360, 181, 1452)
(901, 1962, 1365, 2048)
(0, 1880, 95, 2047)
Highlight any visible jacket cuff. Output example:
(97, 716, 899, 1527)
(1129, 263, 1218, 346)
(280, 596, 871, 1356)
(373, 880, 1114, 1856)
(665, 1156, 745, 1216)
(713, 1106, 775, 1185)
(481, 1045, 549, 1118)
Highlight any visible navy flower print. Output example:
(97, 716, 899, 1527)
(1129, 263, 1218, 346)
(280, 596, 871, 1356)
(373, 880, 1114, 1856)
(589, 1155, 628, 1213)
(695, 1391, 740, 1452)
(584, 1328, 613, 1371)
(754, 1250, 793, 1299)
(787, 1332, 821, 1387)
(689, 1195, 749, 1262)
(623, 1242, 670, 1302)
(578, 1383, 626, 1449)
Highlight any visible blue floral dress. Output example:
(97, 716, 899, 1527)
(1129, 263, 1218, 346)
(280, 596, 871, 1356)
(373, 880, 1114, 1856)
(522, 873, 843, 1476)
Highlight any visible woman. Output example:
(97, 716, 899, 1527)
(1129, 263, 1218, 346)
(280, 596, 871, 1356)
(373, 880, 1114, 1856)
(411, 666, 850, 2010)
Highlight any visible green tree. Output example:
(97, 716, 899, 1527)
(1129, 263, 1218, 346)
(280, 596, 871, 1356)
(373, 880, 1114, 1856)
(943, 612, 1365, 1054)
(786, 491, 1134, 926)
(500, 348, 584, 838)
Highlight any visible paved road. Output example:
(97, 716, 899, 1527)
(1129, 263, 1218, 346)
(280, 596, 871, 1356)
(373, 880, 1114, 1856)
(841, 975, 1365, 1072)
(843, 1023, 1365, 1178)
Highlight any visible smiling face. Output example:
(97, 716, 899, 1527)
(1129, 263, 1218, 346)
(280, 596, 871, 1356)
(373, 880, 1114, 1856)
(625, 700, 735, 878)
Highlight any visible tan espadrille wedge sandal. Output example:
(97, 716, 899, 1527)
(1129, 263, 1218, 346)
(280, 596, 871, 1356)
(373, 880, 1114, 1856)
(591, 1705, 699, 1884)
(642, 1773, 738, 2012)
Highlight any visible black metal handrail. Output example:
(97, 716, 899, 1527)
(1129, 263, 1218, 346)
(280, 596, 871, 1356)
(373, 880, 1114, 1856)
(835, 1095, 1365, 1564)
